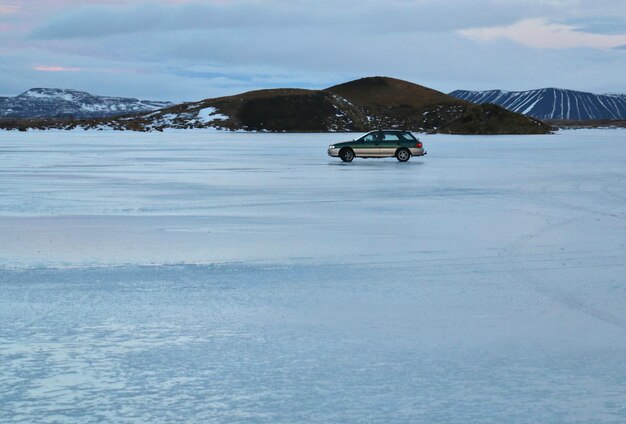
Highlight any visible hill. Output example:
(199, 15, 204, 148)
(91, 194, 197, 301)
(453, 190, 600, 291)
(325, 77, 549, 134)
(450, 88, 626, 121)
(0, 78, 551, 134)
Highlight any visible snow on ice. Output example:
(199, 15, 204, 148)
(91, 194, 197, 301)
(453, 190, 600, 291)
(1, 129, 625, 423)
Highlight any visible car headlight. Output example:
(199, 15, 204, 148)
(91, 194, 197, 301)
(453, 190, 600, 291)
(329, 145, 335, 149)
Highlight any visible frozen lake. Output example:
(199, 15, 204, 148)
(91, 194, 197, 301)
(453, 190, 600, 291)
(1, 129, 626, 423)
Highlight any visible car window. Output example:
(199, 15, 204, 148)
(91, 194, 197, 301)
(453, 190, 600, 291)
(383, 132, 401, 141)
(401, 132, 417, 141)
(363, 133, 376, 142)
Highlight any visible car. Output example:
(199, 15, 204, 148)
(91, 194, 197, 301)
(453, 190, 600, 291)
(327, 130, 426, 162)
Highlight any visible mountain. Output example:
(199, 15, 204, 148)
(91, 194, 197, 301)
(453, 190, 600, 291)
(449, 88, 626, 121)
(0, 78, 551, 134)
(0, 88, 173, 118)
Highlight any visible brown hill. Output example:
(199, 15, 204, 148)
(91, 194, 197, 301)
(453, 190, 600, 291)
(327, 76, 460, 109)
(324, 77, 550, 134)
(197, 89, 361, 132)
(438, 103, 552, 135)
(0, 77, 552, 134)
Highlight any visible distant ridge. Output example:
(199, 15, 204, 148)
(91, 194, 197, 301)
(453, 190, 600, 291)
(0, 88, 173, 119)
(0, 77, 551, 134)
(450, 88, 626, 121)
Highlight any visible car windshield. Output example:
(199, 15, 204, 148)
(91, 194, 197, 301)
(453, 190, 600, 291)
(359, 132, 378, 142)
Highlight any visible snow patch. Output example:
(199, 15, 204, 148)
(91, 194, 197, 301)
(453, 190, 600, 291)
(197, 107, 229, 123)
(23, 90, 76, 101)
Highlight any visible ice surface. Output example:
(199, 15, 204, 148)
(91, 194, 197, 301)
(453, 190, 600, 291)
(1, 129, 626, 423)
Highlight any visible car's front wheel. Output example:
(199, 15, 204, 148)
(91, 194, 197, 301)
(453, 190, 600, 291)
(339, 147, 355, 162)
(395, 148, 411, 162)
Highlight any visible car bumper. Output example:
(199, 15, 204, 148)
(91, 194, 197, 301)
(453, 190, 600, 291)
(410, 148, 427, 156)
(327, 147, 340, 157)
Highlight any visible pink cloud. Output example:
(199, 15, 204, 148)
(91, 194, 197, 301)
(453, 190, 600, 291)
(14, 0, 205, 7)
(460, 19, 626, 50)
(34, 65, 82, 72)
(0, 4, 20, 14)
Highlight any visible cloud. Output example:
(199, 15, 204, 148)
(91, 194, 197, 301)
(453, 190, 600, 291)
(33, 65, 82, 72)
(28, 0, 552, 40)
(0, 4, 19, 14)
(29, 2, 345, 40)
(459, 18, 626, 50)
(24, 1, 577, 74)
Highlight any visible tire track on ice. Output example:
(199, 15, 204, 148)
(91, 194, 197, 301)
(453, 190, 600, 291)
(499, 204, 626, 331)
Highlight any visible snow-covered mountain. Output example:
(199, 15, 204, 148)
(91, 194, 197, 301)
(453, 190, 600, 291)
(450, 88, 626, 121)
(0, 88, 173, 118)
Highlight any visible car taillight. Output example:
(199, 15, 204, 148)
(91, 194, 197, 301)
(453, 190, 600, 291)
(415, 142, 423, 148)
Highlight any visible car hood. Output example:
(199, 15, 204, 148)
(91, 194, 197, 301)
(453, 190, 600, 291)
(329, 140, 354, 147)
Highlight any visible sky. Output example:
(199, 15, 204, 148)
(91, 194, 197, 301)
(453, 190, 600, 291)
(1, 0, 625, 101)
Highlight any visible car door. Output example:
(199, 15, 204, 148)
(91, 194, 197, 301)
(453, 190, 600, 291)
(354, 131, 382, 157)
(379, 131, 402, 156)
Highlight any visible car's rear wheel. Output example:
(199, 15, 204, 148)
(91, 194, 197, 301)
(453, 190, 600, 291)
(396, 148, 411, 162)
(340, 147, 355, 162)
